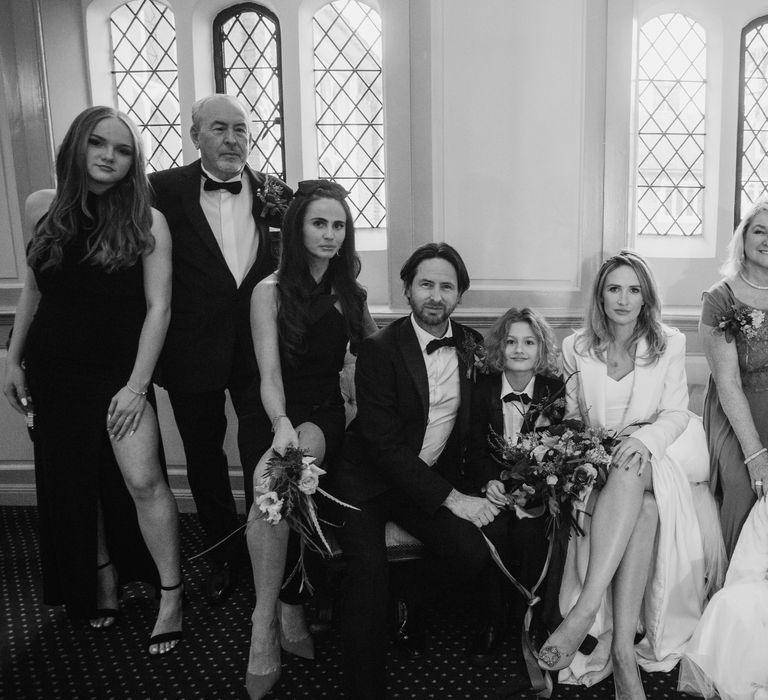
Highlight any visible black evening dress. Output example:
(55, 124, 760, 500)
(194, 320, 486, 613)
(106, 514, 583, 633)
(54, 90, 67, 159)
(242, 276, 352, 602)
(243, 276, 351, 471)
(24, 194, 160, 618)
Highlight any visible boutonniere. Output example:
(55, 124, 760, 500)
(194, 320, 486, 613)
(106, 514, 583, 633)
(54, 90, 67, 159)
(716, 304, 766, 342)
(256, 174, 291, 219)
(459, 333, 489, 381)
(529, 389, 567, 426)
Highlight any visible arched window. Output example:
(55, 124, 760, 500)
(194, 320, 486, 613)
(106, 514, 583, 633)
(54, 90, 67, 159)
(109, 0, 181, 172)
(737, 15, 768, 223)
(213, 3, 285, 179)
(313, 0, 386, 228)
(635, 13, 706, 237)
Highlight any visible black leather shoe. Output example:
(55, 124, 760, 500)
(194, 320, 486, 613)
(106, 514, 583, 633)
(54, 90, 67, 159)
(395, 599, 426, 659)
(468, 621, 506, 667)
(204, 562, 236, 605)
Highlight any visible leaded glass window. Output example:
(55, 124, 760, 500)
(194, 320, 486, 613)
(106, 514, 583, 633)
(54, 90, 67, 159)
(313, 0, 386, 228)
(635, 14, 706, 237)
(213, 4, 285, 179)
(110, 0, 181, 172)
(737, 16, 768, 223)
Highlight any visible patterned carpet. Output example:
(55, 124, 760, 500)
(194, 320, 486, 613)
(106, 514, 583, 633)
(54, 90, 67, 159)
(0, 506, 691, 699)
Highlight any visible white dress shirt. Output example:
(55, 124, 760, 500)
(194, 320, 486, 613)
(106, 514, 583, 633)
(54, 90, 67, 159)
(501, 374, 536, 444)
(199, 166, 258, 287)
(410, 315, 460, 467)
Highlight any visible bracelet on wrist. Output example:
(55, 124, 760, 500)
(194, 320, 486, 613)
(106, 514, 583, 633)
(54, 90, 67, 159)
(744, 447, 767, 465)
(126, 383, 148, 397)
(270, 414, 288, 432)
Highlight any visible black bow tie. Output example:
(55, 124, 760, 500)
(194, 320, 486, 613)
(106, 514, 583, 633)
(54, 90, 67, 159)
(503, 391, 531, 406)
(203, 177, 242, 194)
(425, 336, 456, 354)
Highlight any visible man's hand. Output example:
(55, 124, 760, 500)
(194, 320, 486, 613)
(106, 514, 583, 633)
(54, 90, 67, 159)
(442, 489, 499, 528)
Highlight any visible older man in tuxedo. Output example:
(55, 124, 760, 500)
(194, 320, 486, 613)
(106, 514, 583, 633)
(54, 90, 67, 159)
(334, 243, 514, 699)
(149, 94, 291, 603)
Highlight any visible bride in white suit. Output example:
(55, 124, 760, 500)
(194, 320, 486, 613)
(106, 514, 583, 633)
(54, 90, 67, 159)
(537, 251, 724, 699)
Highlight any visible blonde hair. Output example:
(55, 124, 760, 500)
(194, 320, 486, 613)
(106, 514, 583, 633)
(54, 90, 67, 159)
(576, 250, 666, 364)
(484, 307, 560, 376)
(720, 200, 768, 278)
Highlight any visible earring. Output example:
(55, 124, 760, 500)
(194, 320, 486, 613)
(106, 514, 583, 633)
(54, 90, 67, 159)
(336, 248, 342, 257)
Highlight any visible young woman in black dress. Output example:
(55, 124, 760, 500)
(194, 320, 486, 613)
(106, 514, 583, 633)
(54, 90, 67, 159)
(244, 180, 376, 699)
(3, 106, 182, 655)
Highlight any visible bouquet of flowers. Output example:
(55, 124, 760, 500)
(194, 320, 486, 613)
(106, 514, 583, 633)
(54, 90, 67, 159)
(489, 419, 617, 535)
(256, 446, 357, 592)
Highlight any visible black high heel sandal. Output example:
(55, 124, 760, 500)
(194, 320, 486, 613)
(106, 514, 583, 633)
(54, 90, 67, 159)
(89, 560, 121, 629)
(148, 581, 184, 657)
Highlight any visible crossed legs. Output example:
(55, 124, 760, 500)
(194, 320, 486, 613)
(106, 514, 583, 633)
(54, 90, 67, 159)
(539, 463, 656, 687)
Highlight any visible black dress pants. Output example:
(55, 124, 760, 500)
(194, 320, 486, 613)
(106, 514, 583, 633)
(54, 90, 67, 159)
(168, 378, 262, 568)
(336, 488, 514, 700)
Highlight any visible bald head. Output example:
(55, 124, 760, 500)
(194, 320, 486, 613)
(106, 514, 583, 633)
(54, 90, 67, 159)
(190, 94, 251, 181)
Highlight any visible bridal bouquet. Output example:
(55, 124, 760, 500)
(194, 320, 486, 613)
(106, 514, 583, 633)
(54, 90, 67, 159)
(257, 446, 357, 591)
(489, 419, 616, 534)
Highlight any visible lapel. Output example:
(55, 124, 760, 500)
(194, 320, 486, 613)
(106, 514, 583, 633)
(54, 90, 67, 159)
(453, 321, 473, 433)
(179, 160, 233, 277)
(578, 350, 607, 427)
(241, 166, 273, 288)
(625, 336, 657, 424)
(523, 375, 548, 433)
(489, 374, 504, 437)
(397, 319, 430, 425)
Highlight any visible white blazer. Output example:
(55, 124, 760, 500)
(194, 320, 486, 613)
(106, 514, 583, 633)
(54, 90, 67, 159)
(561, 327, 704, 475)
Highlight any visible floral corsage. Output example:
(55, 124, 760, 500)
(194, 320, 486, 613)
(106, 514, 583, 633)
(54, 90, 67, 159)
(715, 304, 766, 342)
(258, 446, 358, 591)
(459, 334, 489, 381)
(256, 174, 291, 220)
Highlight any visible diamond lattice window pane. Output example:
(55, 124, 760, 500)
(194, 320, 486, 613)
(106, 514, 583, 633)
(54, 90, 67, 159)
(635, 14, 706, 237)
(313, 0, 386, 228)
(110, 0, 181, 173)
(216, 6, 285, 179)
(738, 20, 768, 219)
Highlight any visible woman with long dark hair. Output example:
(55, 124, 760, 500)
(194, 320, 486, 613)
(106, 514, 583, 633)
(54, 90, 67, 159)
(243, 180, 376, 699)
(2, 106, 182, 655)
(536, 252, 724, 698)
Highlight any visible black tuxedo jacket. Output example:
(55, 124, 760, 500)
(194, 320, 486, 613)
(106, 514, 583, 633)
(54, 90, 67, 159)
(467, 372, 565, 491)
(149, 160, 290, 392)
(336, 316, 483, 514)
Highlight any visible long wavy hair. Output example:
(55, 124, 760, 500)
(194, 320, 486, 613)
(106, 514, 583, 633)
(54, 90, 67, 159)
(576, 250, 666, 364)
(276, 180, 367, 365)
(27, 106, 154, 273)
(485, 307, 560, 376)
(720, 199, 768, 278)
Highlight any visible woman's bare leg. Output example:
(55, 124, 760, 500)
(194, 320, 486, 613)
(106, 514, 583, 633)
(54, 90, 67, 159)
(609, 493, 658, 699)
(246, 423, 325, 686)
(111, 403, 182, 654)
(539, 465, 653, 669)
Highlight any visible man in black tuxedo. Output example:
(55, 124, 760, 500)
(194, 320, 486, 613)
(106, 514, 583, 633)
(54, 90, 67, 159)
(149, 94, 291, 603)
(334, 243, 512, 699)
